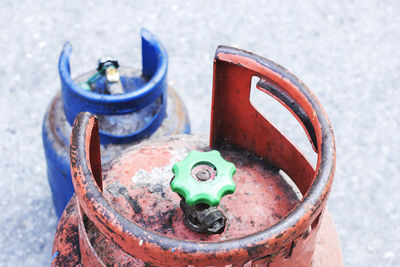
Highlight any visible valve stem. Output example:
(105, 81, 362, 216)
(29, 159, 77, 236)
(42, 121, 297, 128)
(98, 57, 124, 95)
(180, 200, 226, 234)
(170, 150, 236, 235)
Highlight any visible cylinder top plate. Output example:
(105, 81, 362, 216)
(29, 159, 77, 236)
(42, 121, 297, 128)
(86, 134, 300, 245)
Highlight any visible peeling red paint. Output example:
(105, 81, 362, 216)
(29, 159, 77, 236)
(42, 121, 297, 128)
(52, 46, 341, 266)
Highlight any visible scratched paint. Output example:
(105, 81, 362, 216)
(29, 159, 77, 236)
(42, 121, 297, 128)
(52, 46, 341, 266)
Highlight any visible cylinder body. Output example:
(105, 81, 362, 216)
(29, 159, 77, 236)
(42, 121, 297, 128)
(52, 134, 341, 266)
(52, 46, 341, 266)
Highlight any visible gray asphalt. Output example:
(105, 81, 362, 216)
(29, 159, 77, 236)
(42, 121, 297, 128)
(0, 1, 399, 266)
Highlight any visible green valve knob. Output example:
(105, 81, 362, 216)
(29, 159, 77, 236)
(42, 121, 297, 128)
(171, 150, 236, 206)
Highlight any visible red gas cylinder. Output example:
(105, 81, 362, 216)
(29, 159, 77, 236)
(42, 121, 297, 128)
(52, 46, 342, 266)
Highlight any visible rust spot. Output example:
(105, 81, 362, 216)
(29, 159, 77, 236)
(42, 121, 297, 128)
(53, 45, 338, 266)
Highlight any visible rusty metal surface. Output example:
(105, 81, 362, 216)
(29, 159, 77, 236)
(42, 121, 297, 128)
(210, 47, 336, 257)
(53, 192, 342, 266)
(67, 115, 300, 265)
(53, 46, 338, 266)
(98, 135, 299, 240)
(52, 198, 81, 265)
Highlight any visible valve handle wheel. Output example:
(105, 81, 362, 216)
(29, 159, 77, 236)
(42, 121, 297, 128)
(171, 150, 236, 207)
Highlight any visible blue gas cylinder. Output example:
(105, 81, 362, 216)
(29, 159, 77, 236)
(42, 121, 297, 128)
(42, 29, 190, 218)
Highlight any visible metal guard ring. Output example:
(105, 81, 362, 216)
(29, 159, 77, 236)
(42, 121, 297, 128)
(59, 28, 168, 144)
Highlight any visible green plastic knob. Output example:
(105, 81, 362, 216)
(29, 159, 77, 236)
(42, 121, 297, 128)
(171, 150, 236, 206)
